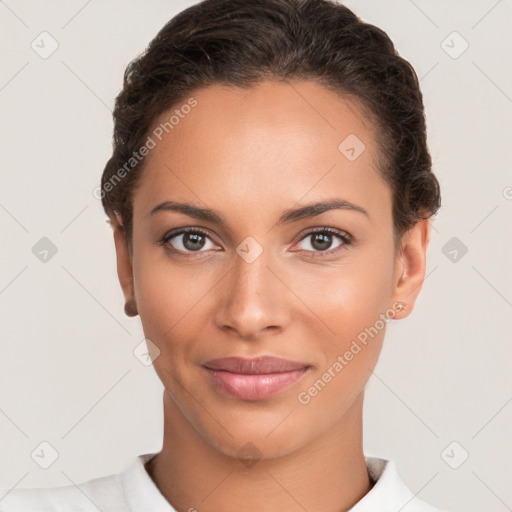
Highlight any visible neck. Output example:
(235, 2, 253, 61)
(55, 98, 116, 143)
(145, 391, 371, 512)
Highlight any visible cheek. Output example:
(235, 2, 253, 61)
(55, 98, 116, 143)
(293, 265, 393, 420)
(131, 255, 218, 404)
(134, 268, 213, 340)
(291, 247, 395, 392)
(131, 244, 206, 343)
(291, 246, 396, 340)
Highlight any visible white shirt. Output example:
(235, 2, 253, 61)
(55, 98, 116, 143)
(0, 452, 447, 511)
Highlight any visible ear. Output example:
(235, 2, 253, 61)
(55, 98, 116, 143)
(111, 213, 136, 309)
(389, 219, 431, 319)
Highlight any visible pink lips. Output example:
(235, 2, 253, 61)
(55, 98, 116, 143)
(203, 356, 310, 401)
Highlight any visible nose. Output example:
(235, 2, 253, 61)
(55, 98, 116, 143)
(214, 247, 291, 341)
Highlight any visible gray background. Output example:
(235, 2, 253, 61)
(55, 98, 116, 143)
(1, 1, 511, 510)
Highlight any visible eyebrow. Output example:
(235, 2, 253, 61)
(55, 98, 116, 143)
(149, 199, 369, 226)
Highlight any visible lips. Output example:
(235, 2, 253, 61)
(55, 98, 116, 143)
(203, 356, 311, 401)
(203, 356, 308, 374)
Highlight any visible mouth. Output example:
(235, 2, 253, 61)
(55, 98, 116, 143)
(203, 356, 312, 401)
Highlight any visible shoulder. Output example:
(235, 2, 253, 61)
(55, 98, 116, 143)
(0, 452, 173, 512)
(0, 472, 126, 512)
(355, 457, 449, 512)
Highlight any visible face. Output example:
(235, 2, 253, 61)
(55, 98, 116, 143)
(114, 80, 428, 459)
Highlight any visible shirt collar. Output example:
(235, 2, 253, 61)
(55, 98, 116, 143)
(122, 452, 436, 511)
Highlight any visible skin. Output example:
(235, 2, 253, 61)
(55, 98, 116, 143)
(111, 80, 430, 512)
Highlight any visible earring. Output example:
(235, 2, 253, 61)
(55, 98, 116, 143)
(124, 300, 138, 317)
(394, 301, 407, 312)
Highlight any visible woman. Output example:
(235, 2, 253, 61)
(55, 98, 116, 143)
(0, 0, 444, 510)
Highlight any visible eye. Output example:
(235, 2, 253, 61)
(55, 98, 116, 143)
(160, 227, 218, 255)
(294, 228, 352, 256)
(159, 226, 352, 258)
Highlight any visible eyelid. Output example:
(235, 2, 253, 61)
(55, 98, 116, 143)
(294, 226, 352, 244)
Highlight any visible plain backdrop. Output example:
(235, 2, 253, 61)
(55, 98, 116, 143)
(1, 1, 511, 511)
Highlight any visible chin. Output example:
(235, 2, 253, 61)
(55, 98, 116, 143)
(206, 425, 307, 463)
(190, 400, 323, 463)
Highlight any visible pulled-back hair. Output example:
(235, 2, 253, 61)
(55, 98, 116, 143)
(100, 0, 441, 248)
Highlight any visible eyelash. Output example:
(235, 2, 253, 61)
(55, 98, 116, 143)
(158, 227, 352, 258)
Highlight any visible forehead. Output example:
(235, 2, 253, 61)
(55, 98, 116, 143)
(133, 80, 390, 224)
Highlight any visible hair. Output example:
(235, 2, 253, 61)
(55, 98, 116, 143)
(100, 0, 441, 251)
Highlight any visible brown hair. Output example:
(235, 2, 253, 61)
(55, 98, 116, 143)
(100, 0, 441, 249)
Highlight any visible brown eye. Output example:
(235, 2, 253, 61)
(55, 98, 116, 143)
(296, 228, 351, 255)
(181, 232, 207, 251)
(162, 228, 217, 254)
(310, 232, 335, 251)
